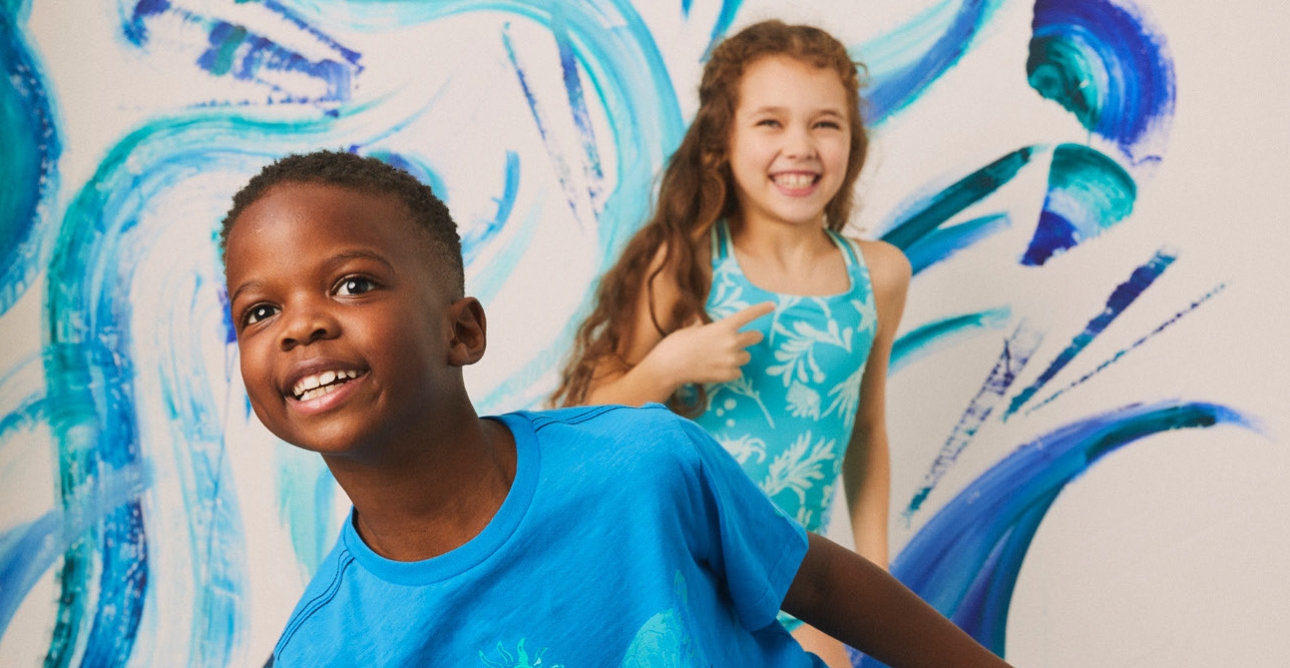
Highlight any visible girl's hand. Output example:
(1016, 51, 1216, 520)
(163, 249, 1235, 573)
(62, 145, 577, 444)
(647, 301, 775, 386)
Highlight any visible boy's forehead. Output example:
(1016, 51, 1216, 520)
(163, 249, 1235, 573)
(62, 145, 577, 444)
(223, 181, 450, 286)
(231, 182, 419, 241)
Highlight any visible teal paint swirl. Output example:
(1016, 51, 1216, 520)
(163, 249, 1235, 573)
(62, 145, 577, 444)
(0, 0, 60, 316)
(1023, 143, 1136, 265)
(1028, 0, 1176, 164)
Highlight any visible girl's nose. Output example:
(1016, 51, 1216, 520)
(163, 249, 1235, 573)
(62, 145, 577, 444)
(782, 127, 817, 159)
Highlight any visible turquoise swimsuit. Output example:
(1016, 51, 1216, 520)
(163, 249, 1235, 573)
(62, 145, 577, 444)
(692, 220, 878, 534)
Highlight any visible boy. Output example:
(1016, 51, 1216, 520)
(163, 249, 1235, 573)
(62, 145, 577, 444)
(221, 150, 1013, 667)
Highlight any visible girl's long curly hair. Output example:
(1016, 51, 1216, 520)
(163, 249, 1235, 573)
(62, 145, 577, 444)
(550, 20, 869, 413)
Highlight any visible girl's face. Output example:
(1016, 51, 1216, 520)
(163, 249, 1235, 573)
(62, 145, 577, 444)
(727, 55, 851, 231)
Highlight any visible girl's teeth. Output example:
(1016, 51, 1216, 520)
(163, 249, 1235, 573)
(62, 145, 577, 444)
(319, 370, 336, 386)
(775, 173, 815, 188)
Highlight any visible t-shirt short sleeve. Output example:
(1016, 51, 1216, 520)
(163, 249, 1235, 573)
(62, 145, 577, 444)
(672, 414, 810, 631)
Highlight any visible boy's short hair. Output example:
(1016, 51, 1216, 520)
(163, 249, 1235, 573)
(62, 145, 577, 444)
(220, 150, 465, 296)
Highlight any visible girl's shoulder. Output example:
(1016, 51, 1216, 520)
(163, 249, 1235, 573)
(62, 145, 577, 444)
(843, 237, 911, 292)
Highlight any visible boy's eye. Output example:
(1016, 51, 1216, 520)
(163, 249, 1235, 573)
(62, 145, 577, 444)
(336, 276, 376, 296)
(244, 304, 278, 325)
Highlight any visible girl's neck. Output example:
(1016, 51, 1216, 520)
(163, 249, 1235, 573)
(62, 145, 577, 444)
(727, 214, 850, 296)
(729, 213, 836, 264)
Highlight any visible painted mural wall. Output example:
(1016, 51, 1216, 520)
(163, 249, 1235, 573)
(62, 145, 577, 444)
(2, 0, 1287, 666)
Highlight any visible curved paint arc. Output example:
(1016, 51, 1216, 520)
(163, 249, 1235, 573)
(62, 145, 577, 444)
(857, 400, 1257, 666)
(1027, 0, 1176, 166)
(858, 0, 1007, 126)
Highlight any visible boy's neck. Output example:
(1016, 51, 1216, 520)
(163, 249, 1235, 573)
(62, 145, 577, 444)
(323, 406, 518, 563)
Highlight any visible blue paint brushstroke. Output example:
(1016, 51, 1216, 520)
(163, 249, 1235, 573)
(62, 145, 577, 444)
(701, 0, 744, 61)
(1006, 247, 1175, 418)
(905, 322, 1044, 521)
(0, 465, 147, 640)
(126, 0, 362, 105)
(0, 1, 60, 316)
(878, 146, 1040, 249)
(280, 0, 684, 259)
(1023, 143, 1136, 266)
(904, 213, 1010, 275)
(860, 401, 1257, 665)
(503, 24, 589, 229)
(890, 307, 1012, 374)
(462, 151, 521, 266)
(1028, 0, 1176, 165)
(39, 108, 363, 667)
(551, 6, 606, 214)
(1025, 283, 1226, 416)
(857, 0, 1007, 125)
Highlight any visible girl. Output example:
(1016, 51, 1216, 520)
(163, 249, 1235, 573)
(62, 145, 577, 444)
(552, 20, 910, 666)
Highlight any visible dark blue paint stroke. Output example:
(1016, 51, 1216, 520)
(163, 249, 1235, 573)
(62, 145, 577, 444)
(462, 151, 521, 266)
(0, 2, 60, 316)
(126, 0, 362, 105)
(904, 213, 1010, 275)
(858, 0, 1005, 126)
(1022, 144, 1136, 266)
(1005, 247, 1175, 418)
(1026, 283, 1225, 416)
(890, 307, 1011, 374)
(878, 146, 1039, 249)
(552, 7, 605, 213)
(905, 323, 1043, 520)
(861, 401, 1258, 665)
(1029, 0, 1176, 163)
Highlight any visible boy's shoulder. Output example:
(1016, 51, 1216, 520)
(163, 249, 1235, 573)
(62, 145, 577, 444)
(504, 403, 708, 464)
(521, 402, 678, 431)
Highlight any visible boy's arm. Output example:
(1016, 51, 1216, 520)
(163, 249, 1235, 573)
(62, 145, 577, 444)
(782, 533, 1014, 668)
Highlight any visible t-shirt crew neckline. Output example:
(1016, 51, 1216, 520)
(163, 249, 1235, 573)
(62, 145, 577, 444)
(341, 413, 539, 586)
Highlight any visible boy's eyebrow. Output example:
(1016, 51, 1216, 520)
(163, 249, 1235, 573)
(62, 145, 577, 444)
(228, 249, 397, 304)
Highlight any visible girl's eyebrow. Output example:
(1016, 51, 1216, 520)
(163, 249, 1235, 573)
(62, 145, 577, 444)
(745, 104, 846, 117)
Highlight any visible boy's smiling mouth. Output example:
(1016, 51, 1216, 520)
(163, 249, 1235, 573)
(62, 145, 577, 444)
(289, 368, 365, 402)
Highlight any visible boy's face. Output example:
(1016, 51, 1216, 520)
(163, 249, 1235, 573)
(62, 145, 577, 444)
(224, 182, 475, 459)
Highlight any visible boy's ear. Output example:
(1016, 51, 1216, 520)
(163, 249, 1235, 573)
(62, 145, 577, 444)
(445, 297, 487, 366)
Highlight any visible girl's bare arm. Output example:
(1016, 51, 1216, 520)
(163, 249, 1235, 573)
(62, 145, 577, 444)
(843, 239, 910, 569)
(582, 244, 772, 406)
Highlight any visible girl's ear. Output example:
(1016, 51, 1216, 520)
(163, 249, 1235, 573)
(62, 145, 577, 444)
(446, 297, 487, 366)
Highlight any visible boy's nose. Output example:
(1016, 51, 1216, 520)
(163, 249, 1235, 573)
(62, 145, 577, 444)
(279, 304, 339, 350)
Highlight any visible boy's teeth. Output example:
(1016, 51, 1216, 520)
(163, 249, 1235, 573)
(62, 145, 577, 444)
(292, 369, 358, 400)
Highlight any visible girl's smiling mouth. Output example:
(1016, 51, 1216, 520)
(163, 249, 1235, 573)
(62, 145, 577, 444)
(771, 171, 821, 191)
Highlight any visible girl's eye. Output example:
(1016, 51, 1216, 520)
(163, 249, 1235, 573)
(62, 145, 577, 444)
(756, 118, 781, 128)
(336, 276, 376, 296)
(243, 304, 278, 326)
(815, 120, 842, 130)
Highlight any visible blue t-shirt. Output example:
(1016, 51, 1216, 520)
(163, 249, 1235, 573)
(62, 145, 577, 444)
(271, 405, 823, 667)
